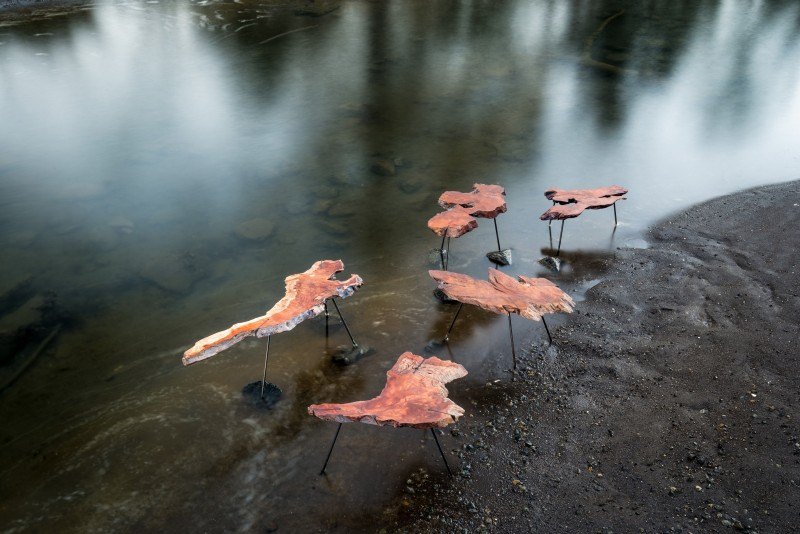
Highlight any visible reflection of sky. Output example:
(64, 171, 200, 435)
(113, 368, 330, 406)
(0, 0, 799, 282)
(533, 0, 800, 213)
(2, 1, 799, 212)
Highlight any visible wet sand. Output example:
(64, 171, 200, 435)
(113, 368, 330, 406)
(380, 180, 800, 532)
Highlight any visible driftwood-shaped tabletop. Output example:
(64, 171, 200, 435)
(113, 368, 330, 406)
(539, 185, 628, 221)
(429, 268, 574, 321)
(308, 352, 467, 429)
(428, 183, 507, 237)
(427, 207, 478, 238)
(182, 260, 362, 365)
(439, 183, 507, 218)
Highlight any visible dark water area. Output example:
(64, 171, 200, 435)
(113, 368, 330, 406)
(1, 0, 799, 531)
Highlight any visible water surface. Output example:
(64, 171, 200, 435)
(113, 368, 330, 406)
(1, 0, 800, 531)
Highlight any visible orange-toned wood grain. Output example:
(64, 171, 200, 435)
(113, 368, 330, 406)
(427, 207, 478, 238)
(182, 260, 362, 365)
(429, 268, 574, 321)
(439, 183, 507, 219)
(308, 352, 467, 428)
(540, 185, 627, 221)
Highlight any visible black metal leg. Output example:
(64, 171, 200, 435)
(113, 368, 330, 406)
(319, 423, 343, 475)
(507, 313, 517, 370)
(493, 218, 502, 251)
(439, 234, 447, 268)
(324, 300, 330, 338)
(613, 203, 618, 226)
(541, 316, 553, 345)
(260, 335, 271, 400)
(556, 220, 565, 256)
(430, 428, 453, 477)
(330, 298, 358, 347)
(445, 237, 451, 270)
(443, 303, 464, 343)
(548, 223, 553, 250)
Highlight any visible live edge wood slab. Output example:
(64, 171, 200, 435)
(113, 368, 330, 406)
(439, 183, 507, 219)
(429, 268, 574, 321)
(308, 352, 467, 429)
(539, 185, 628, 221)
(182, 260, 362, 365)
(427, 208, 478, 238)
(428, 183, 507, 237)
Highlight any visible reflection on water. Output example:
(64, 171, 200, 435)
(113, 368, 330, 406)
(1, 0, 799, 530)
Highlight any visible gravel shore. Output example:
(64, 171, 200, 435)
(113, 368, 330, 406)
(380, 180, 800, 532)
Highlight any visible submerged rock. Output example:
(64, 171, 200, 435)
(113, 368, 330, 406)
(327, 202, 358, 218)
(370, 158, 396, 177)
(235, 218, 276, 241)
(398, 174, 425, 194)
(320, 219, 349, 237)
(139, 254, 207, 294)
(329, 171, 360, 187)
(50, 211, 87, 235)
(312, 199, 334, 214)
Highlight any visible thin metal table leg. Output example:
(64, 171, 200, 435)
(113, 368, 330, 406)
(331, 298, 358, 347)
(260, 335, 271, 400)
(556, 220, 565, 256)
(443, 303, 464, 343)
(319, 423, 343, 475)
(541, 316, 553, 345)
(324, 300, 330, 338)
(430, 428, 453, 477)
(445, 237, 451, 270)
(613, 203, 618, 226)
(507, 313, 517, 370)
(493, 218, 502, 251)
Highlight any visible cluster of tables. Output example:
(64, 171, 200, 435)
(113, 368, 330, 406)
(182, 184, 627, 476)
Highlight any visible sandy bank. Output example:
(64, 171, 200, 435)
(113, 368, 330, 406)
(380, 180, 800, 532)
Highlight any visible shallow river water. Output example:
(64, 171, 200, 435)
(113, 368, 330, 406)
(1, 0, 799, 531)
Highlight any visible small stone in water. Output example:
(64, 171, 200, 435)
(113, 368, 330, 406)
(538, 256, 561, 273)
(486, 249, 512, 266)
(331, 344, 372, 365)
